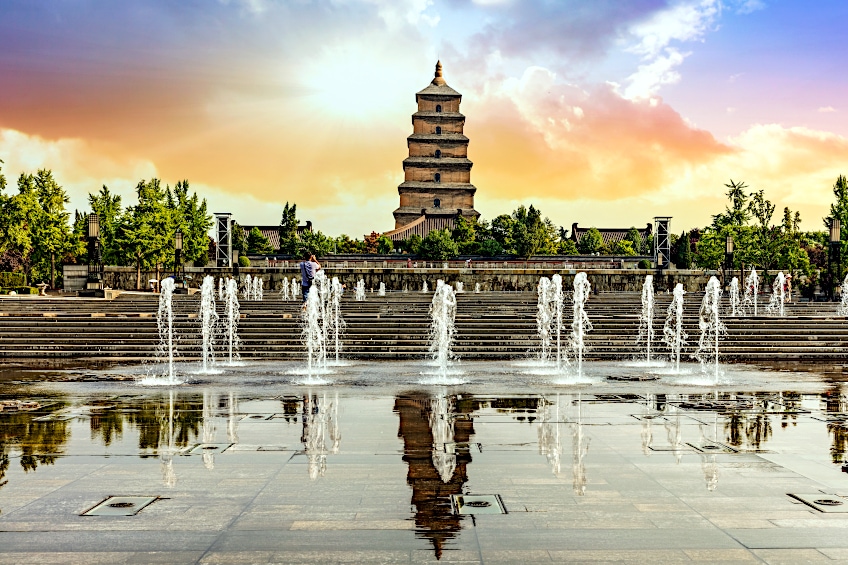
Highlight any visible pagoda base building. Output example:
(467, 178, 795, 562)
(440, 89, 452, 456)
(384, 62, 480, 241)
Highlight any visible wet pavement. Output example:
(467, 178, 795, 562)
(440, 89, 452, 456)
(2, 360, 848, 563)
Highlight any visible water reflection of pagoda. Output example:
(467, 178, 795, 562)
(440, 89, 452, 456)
(395, 393, 475, 559)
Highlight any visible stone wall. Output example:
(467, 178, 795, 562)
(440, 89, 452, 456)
(78, 265, 717, 293)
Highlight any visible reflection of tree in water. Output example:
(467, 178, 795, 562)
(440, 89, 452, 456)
(395, 393, 474, 559)
(824, 385, 848, 463)
(724, 412, 772, 450)
(123, 393, 203, 454)
(0, 398, 71, 513)
(89, 399, 123, 446)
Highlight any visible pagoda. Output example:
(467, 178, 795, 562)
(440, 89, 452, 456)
(385, 61, 480, 240)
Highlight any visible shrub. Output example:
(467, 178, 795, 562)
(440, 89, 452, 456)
(0, 272, 25, 287)
(238, 255, 251, 267)
(13, 286, 38, 295)
(419, 229, 459, 260)
(637, 259, 652, 269)
(577, 228, 603, 254)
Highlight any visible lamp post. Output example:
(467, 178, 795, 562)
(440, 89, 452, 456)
(174, 229, 183, 287)
(725, 234, 734, 286)
(830, 217, 842, 301)
(86, 213, 102, 290)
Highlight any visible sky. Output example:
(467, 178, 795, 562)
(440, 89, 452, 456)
(1, 0, 847, 237)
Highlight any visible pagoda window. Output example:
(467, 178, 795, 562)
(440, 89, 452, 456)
(434, 149, 441, 158)
(434, 198, 441, 208)
(434, 173, 441, 182)
(435, 126, 442, 134)
(435, 104, 442, 113)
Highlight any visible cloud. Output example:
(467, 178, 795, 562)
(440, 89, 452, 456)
(733, 0, 766, 15)
(623, 47, 689, 99)
(819, 106, 837, 113)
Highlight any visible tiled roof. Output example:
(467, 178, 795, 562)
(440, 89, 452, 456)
(571, 223, 653, 245)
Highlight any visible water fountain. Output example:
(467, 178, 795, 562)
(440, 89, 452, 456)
(422, 280, 428, 293)
(766, 272, 786, 316)
(355, 279, 366, 301)
(291, 278, 299, 299)
(636, 275, 655, 363)
(570, 273, 592, 378)
(728, 277, 741, 317)
(662, 283, 688, 373)
(378, 282, 385, 296)
(243, 274, 252, 300)
(302, 286, 325, 380)
(281, 277, 290, 301)
(536, 277, 554, 364)
(839, 274, 848, 316)
(156, 277, 177, 384)
(428, 280, 457, 382)
(254, 276, 263, 301)
(743, 267, 759, 316)
(455, 282, 464, 293)
(697, 276, 725, 382)
(328, 277, 345, 363)
(222, 278, 241, 364)
(218, 277, 224, 301)
(475, 283, 480, 293)
(429, 393, 456, 483)
(198, 275, 218, 373)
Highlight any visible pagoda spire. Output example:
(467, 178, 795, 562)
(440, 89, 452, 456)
(432, 60, 446, 86)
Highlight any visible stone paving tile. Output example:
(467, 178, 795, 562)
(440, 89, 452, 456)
(751, 548, 834, 564)
(0, 551, 205, 564)
(547, 549, 691, 562)
(728, 527, 848, 549)
(816, 547, 848, 560)
(683, 549, 760, 562)
(0, 531, 218, 552)
(289, 519, 413, 530)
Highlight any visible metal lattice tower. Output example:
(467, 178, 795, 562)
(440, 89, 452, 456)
(215, 213, 232, 268)
(653, 217, 672, 269)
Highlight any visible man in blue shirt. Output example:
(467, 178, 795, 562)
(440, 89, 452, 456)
(299, 251, 321, 305)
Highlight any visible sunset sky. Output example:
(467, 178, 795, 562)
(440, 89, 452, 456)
(1, 0, 847, 237)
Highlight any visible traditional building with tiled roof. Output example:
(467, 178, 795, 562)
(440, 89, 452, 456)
(570, 223, 653, 246)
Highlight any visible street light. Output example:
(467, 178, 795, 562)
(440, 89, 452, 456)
(725, 234, 734, 284)
(86, 213, 102, 289)
(830, 218, 842, 301)
(174, 229, 183, 284)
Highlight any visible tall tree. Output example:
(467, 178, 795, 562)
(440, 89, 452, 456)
(32, 169, 75, 287)
(279, 202, 298, 254)
(246, 227, 273, 254)
(167, 180, 212, 266)
(712, 179, 750, 229)
(88, 185, 123, 266)
(115, 179, 173, 289)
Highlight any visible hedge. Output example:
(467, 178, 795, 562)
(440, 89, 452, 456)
(0, 272, 25, 287)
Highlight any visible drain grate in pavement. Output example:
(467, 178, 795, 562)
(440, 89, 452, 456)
(186, 443, 234, 454)
(648, 444, 697, 453)
(788, 493, 848, 513)
(452, 494, 507, 515)
(607, 375, 659, 382)
(81, 496, 158, 516)
(687, 441, 738, 453)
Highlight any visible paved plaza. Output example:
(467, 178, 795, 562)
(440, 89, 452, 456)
(2, 361, 848, 563)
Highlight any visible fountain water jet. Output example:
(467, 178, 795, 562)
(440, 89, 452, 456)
(422, 280, 429, 293)
(428, 280, 457, 382)
(355, 279, 366, 301)
(570, 273, 592, 378)
(156, 278, 178, 384)
(253, 276, 263, 301)
(475, 283, 480, 293)
(378, 282, 385, 296)
(536, 277, 554, 364)
(302, 286, 325, 381)
(222, 278, 241, 364)
(839, 274, 848, 316)
(291, 278, 299, 300)
(636, 275, 655, 363)
(218, 278, 224, 301)
(766, 272, 786, 316)
(455, 282, 464, 293)
(198, 276, 218, 372)
(743, 268, 759, 316)
(728, 277, 741, 317)
(281, 277, 290, 301)
(697, 276, 725, 383)
(243, 274, 252, 300)
(662, 283, 688, 373)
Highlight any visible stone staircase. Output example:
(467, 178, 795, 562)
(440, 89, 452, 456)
(0, 291, 845, 365)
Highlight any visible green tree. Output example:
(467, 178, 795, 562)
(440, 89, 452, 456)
(246, 227, 273, 254)
(231, 221, 247, 253)
(406, 234, 423, 255)
(558, 238, 578, 255)
(491, 214, 515, 253)
(747, 189, 778, 270)
(577, 227, 603, 254)
(478, 238, 503, 256)
(297, 230, 333, 257)
(333, 234, 365, 253)
(166, 180, 212, 266)
(88, 186, 123, 266)
(376, 235, 394, 254)
(114, 179, 173, 289)
(419, 229, 458, 260)
(610, 239, 636, 256)
(625, 227, 642, 255)
(31, 169, 76, 287)
(674, 232, 692, 269)
(278, 202, 298, 254)
(713, 179, 750, 229)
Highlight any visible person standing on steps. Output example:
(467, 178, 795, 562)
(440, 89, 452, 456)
(299, 251, 321, 308)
